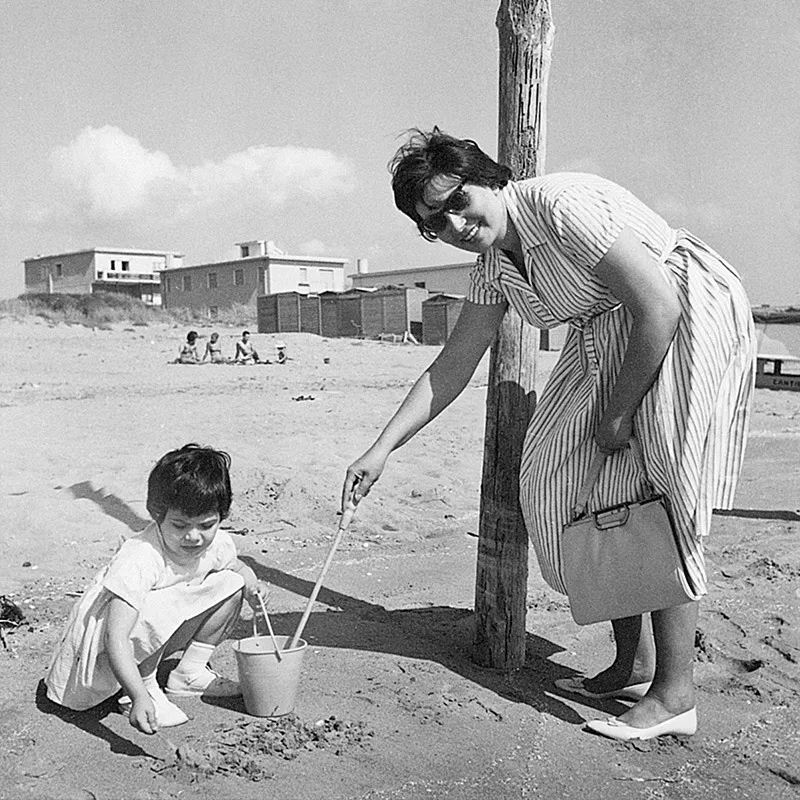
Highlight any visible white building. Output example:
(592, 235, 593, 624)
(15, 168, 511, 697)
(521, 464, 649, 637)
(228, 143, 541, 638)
(161, 240, 348, 317)
(348, 260, 474, 296)
(24, 247, 183, 306)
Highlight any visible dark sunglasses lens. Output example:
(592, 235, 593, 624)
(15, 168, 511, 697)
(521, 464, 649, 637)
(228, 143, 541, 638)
(448, 188, 469, 212)
(421, 187, 468, 237)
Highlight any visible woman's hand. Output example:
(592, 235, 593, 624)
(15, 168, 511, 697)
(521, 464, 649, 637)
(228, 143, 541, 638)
(128, 694, 158, 735)
(595, 411, 633, 454)
(343, 444, 390, 510)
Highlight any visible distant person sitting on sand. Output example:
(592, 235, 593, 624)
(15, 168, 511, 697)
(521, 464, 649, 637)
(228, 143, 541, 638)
(202, 332, 227, 364)
(234, 331, 260, 364)
(275, 341, 287, 364)
(176, 331, 200, 364)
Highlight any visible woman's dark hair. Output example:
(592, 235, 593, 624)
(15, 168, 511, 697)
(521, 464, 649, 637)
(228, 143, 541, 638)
(146, 443, 233, 524)
(389, 127, 512, 234)
(187, 330, 198, 342)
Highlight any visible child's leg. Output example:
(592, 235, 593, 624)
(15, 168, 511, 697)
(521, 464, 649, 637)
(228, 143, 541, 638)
(165, 590, 243, 697)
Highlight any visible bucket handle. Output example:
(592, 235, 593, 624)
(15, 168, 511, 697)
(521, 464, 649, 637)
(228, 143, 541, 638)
(252, 592, 282, 660)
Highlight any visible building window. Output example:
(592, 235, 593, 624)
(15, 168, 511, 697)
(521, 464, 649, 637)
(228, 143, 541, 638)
(183, 275, 192, 291)
(240, 245, 249, 258)
(415, 281, 426, 288)
(298, 267, 308, 283)
(165, 277, 172, 292)
(209, 306, 219, 319)
(208, 272, 218, 289)
(121, 261, 130, 272)
(110, 260, 116, 270)
(234, 269, 244, 286)
(320, 269, 335, 291)
(55, 263, 63, 278)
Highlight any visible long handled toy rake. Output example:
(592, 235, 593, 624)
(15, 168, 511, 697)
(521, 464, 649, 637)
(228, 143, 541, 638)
(287, 498, 358, 650)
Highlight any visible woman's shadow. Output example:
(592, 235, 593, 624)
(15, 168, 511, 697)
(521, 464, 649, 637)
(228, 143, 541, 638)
(233, 556, 624, 726)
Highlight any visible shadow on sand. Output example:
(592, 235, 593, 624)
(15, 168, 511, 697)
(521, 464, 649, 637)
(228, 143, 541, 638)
(44, 483, 631, 755)
(68, 481, 150, 532)
(235, 556, 626, 727)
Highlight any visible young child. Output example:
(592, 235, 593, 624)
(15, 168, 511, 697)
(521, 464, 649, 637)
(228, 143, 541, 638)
(177, 331, 201, 364)
(45, 444, 268, 733)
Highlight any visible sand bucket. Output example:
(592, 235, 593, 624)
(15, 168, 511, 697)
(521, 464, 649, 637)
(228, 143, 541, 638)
(233, 629, 307, 717)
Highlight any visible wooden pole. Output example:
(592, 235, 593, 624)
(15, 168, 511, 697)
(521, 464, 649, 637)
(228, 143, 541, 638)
(473, 0, 554, 671)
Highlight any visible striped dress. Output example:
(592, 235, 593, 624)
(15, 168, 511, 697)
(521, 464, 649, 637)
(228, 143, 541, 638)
(468, 174, 755, 597)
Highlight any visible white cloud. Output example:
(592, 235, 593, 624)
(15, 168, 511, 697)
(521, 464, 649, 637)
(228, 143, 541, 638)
(50, 126, 176, 218)
(47, 126, 355, 222)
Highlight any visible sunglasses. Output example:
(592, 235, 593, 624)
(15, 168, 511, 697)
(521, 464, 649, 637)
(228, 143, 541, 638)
(419, 183, 470, 240)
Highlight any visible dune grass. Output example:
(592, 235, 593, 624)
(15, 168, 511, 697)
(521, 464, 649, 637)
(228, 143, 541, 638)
(0, 293, 255, 329)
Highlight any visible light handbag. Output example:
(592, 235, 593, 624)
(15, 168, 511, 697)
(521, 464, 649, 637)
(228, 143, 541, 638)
(562, 439, 694, 625)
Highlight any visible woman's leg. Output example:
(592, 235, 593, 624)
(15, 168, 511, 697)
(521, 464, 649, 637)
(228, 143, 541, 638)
(584, 614, 656, 693)
(615, 601, 698, 727)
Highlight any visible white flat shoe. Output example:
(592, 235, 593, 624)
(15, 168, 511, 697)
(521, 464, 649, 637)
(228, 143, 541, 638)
(165, 667, 241, 697)
(554, 676, 652, 701)
(585, 707, 697, 741)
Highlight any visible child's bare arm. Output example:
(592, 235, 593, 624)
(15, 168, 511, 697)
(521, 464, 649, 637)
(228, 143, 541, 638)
(230, 559, 269, 609)
(105, 595, 157, 734)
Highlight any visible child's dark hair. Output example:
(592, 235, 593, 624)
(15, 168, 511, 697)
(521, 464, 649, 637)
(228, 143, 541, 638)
(146, 444, 233, 524)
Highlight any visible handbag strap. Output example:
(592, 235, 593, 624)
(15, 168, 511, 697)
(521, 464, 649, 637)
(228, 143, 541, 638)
(571, 438, 656, 520)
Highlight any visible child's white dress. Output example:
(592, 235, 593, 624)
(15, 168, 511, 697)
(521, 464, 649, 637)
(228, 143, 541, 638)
(46, 522, 244, 710)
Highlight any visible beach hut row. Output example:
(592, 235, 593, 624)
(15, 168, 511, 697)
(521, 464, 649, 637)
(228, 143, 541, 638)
(257, 287, 464, 345)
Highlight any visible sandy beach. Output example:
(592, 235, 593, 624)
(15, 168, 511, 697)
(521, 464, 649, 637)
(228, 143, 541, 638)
(1, 318, 799, 800)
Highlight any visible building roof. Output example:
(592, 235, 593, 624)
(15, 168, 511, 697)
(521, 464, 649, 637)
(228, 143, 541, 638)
(352, 261, 473, 279)
(24, 247, 184, 262)
(240, 253, 349, 266)
(170, 254, 349, 273)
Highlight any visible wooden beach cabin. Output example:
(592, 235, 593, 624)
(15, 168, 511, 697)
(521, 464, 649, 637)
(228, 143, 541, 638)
(422, 293, 465, 345)
(360, 286, 428, 339)
(256, 292, 321, 335)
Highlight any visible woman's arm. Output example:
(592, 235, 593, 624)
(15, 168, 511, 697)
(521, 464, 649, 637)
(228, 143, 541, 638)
(594, 226, 681, 452)
(105, 595, 157, 734)
(343, 300, 507, 507)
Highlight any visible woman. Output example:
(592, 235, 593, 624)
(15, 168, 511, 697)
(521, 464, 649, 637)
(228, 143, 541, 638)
(342, 129, 755, 741)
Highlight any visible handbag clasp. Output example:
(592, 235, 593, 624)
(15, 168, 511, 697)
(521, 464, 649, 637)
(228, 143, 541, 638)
(595, 505, 630, 529)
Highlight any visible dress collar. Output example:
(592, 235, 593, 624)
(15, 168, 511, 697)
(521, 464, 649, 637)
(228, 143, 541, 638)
(502, 180, 545, 248)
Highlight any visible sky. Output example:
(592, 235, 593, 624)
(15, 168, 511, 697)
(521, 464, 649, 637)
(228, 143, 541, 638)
(1, 0, 798, 305)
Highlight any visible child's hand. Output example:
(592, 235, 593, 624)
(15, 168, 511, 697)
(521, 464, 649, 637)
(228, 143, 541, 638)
(245, 579, 270, 611)
(129, 695, 158, 735)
